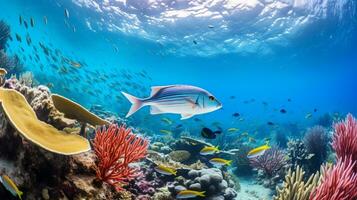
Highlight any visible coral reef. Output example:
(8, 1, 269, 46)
(0, 88, 90, 155)
(168, 168, 238, 200)
(93, 124, 149, 191)
(4, 77, 79, 129)
(286, 139, 313, 173)
(168, 150, 191, 163)
(332, 114, 357, 170)
(310, 157, 357, 200)
(249, 147, 287, 189)
(232, 144, 253, 176)
(304, 126, 329, 173)
(273, 166, 320, 200)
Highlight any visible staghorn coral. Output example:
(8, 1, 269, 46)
(287, 139, 313, 172)
(93, 124, 149, 191)
(0, 88, 90, 155)
(249, 147, 287, 178)
(310, 157, 357, 200)
(0, 20, 10, 50)
(273, 166, 320, 200)
(332, 114, 357, 170)
(304, 126, 329, 173)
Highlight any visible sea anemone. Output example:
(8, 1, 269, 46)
(93, 124, 149, 191)
(304, 125, 329, 173)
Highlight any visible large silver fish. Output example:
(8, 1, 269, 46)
(121, 85, 222, 120)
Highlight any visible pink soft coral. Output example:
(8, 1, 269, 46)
(332, 114, 357, 171)
(310, 157, 357, 200)
(93, 124, 149, 190)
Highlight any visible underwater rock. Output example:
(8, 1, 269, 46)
(168, 168, 237, 200)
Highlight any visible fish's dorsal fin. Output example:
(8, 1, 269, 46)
(150, 106, 164, 115)
(150, 86, 171, 96)
(181, 113, 194, 120)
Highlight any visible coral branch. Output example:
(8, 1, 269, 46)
(93, 124, 148, 190)
(332, 114, 357, 171)
(249, 147, 286, 178)
(310, 157, 357, 200)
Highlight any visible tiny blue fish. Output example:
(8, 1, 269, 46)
(121, 85, 222, 120)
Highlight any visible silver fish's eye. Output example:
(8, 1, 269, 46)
(209, 96, 215, 101)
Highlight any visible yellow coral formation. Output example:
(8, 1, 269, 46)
(0, 68, 7, 75)
(51, 94, 109, 126)
(0, 88, 90, 155)
(274, 166, 320, 200)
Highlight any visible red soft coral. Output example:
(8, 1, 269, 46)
(310, 157, 357, 200)
(93, 124, 149, 190)
(333, 114, 357, 171)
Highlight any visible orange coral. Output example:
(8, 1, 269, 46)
(93, 124, 148, 190)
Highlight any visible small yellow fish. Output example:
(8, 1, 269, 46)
(161, 117, 173, 125)
(305, 113, 312, 119)
(200, 146, 219, 155)
(228, 128, 239, 133)
(247, 144, 271, 159)
(154, 165, 177, 176)
(176, 190, 206, 199)
(159, 129, 172, 134)
(209, 158, 232, 166)
(0, 68, 7, 75)
(0, 175, 23, 200)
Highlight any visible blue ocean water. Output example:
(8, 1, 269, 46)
(1, 0, 357, 135)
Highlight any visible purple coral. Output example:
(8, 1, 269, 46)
(249, 147, 287, 177)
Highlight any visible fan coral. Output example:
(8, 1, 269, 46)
(304, 126, 329, 173)
(0, 20, 10, 50)
(249, 147, 287, 178)
(93, 124, 149, 191)
(310, 157, 357, 200)
(332, 114, 357, 166)
(273, 166, 320, 200)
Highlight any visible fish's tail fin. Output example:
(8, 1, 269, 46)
(121, 92, 144, 118)
(198, 191, 206, 197)
(18, 191, 23, 200)
(227, 160, 233, 166)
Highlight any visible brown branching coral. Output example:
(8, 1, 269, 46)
(273, 166, 320, 200)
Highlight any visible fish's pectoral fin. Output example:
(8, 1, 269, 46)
(150, 106, 164, 115)
(181, 113, 194, 120)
